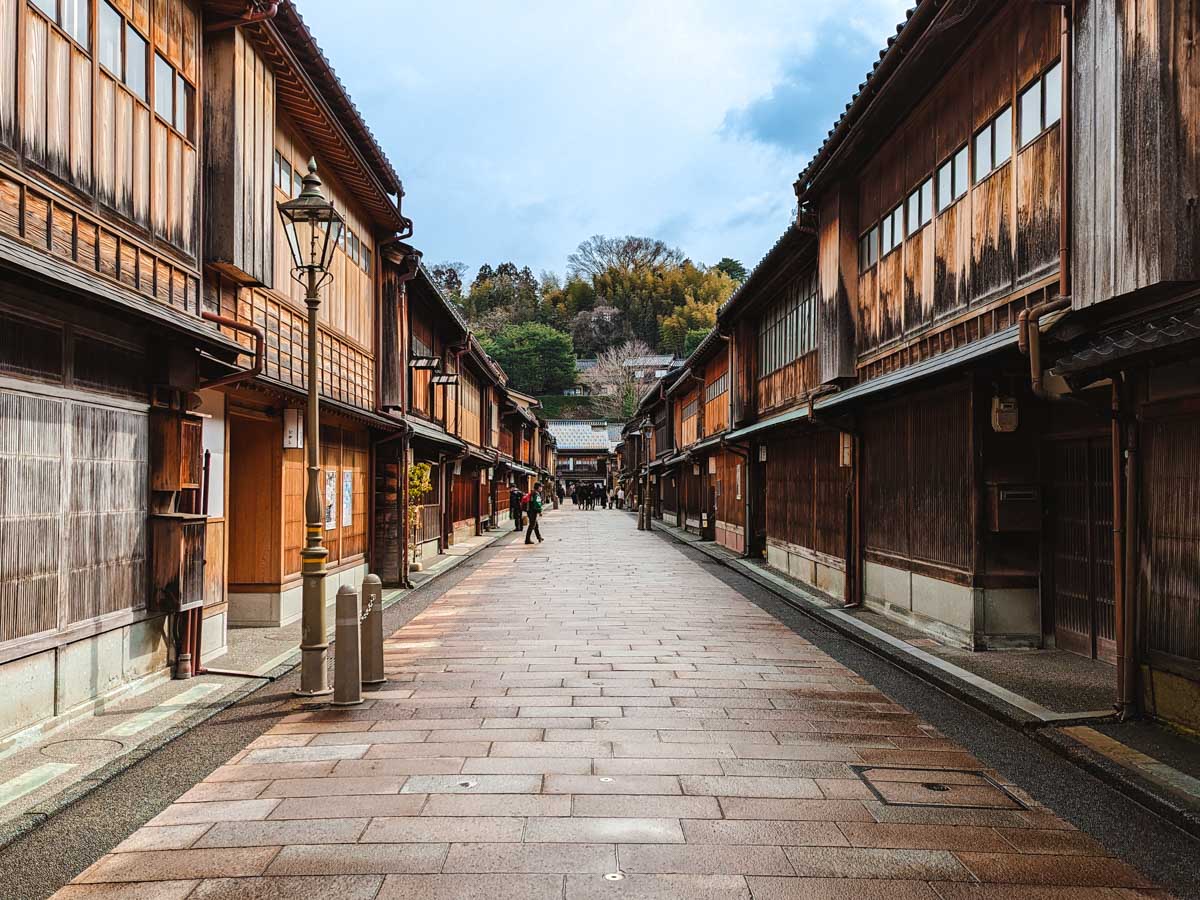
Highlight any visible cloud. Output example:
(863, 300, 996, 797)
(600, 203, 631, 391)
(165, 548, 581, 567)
(298, 1, 910, 280)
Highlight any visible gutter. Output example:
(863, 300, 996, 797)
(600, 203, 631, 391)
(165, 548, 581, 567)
(196, 312, 264, 391)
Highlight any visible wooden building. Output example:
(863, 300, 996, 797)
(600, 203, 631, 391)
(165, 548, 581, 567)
(661, 0, 1200, 729)
(0, 0, 255, 738)
(202, 2, 411, 631)
(546, 419, 617, 494)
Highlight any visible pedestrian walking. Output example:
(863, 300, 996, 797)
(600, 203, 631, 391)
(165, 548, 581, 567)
(556, 482, 566, 505)
(599, 485, 608, 509)
(570, 485, 577, 505)
(617, 486, 625, 509)
(524, 482, 545, 544)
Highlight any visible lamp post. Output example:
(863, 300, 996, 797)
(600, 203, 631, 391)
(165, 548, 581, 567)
(277, 159, 345, 698)
(638, 418, 653, 531)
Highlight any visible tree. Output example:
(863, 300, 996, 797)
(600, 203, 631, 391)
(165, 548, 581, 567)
(570, 305, 626, 358)
(587, 339, 655, 420)
(683, 328, 710, 356)
(660, 295, 718, 357)
(429, 261, 467, 299)
(466, 261, 540, 325)
(714, 257, 748, 283)
(567, 235, 685, 279)
(478, 323, 575, 395)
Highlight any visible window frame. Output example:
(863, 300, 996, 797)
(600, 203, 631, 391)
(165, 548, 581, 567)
(29, 0, 90, 50)
(1019, 60, 1062, 148)
(151, 50, 197, 144)
(936, 144, 970, 214)
(973, 104, 1013, 184)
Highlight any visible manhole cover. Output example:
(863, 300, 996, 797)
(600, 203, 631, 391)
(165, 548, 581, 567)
(852, 765, 1026, 810)
(41, 739, 124, 761)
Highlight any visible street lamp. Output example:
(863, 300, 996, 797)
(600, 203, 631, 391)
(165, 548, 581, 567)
(638, 417, 653, 531)
(278, 158, 345, 698)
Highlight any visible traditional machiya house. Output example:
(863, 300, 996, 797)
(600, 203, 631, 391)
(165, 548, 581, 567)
(546, 419, 617, 493)
(200, 3, 410, 637)
(713, 0, 1199, 728)
(717, 224, 852, 600)
(402, 266, 467, 567)
(1039, 2, 1200, 728)
(628, 367, 685, 523)
(661, 330, 740, 550)
(442, 336, 504, 546)
(0, 0, 277, 738)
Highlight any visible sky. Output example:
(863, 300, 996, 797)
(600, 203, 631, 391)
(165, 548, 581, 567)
(301, 1, 911, 282)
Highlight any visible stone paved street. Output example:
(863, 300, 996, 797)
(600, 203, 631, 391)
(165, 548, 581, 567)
(54, 508, 1169, 899)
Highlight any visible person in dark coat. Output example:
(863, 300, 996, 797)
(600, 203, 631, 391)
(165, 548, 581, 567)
(509, 484, 524, 531)
(524, 482, 545, 544)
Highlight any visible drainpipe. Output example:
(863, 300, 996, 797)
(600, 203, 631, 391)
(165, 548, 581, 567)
(1020, 296, 1073, 399)
(205, 1, 279, 32)
(1112, 378, 1129, 716)
(1019, 2, 1074, 398)
(1120, 373, 1140, 719)
(197, 311, 264, 391)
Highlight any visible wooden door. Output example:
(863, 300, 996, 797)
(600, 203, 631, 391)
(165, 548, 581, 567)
(1047, 438, 1116, 662)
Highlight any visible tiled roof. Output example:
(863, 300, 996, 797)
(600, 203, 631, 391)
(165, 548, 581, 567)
(795, 3, 941, 196)
(622, 355, 679, 368)
(546, 420, 617, 451)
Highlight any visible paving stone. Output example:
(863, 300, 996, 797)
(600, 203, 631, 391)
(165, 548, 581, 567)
(54, 882, 201, 900)
(76, 848, 279, 883)
(259, 776, 405, 798)
(148, 800, 281, 826)
(544, 774, 681, 795)
(564, 873, 751, 899)
(376, 874, 565, 900)
(421, 793, 571, 817)
(461, 756, 592, 775)
(782, 846, 974, 880)
(680, 818, 847, 846)
(268, 794, 427, 820)
(617, 843, 795, 875)
(400, 773, 542, 794)
(442, 842, 616, 874)
(192, 818, 369, 847)
(361, 816, 525, 843)
(745, 876, 941, 899)
(524, 816, 684, 843)
(264, 843, 447, 875)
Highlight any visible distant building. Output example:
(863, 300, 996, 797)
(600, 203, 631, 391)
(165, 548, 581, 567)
(570, 355, 683, 396)
(545, 419, 622, 489)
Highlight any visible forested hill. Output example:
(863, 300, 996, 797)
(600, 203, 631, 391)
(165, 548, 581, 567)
(428, 235, 746, 403)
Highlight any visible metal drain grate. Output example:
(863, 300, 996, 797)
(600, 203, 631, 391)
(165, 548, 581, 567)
(852, 765, 1027, 811)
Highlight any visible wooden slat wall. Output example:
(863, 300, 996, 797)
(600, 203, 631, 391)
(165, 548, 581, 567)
(1073, 0, 1200, 308)
(703, 354, 729, 434)
(853, 5, 1059, 361)
(0, 0, 16, 148)
(1141, 413, 1200, 673)
(273, 122, 374, 350)
(19, 0, 198, 256)
(765, 432, 847, 559)
(228, 415, 283, 587)
(458, 369, 482, 447)
(863, 384, 973, 573)
(714, 449, 745, 530)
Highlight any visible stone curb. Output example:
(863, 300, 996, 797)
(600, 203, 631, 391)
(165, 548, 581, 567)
(647, 517, 1200, 841)
(0, 528, 518, 853)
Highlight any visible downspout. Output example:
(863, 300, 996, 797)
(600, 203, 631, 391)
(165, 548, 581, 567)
(1112, 378, 1129, 715)
(197, 311, 264, 390)
(1120, 373, 1139, 719)
(205, 1, 279, 33)
(1019, 2, 1074, 400)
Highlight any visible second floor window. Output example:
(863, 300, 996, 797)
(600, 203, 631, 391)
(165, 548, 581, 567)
(1020, 61, 1062, 147)
(758, 269, 817, 377)
(153, 52, 194, 141)
(937, 145, 969, 213)
(859, 226, 879, 272)
(98, 4, 148, 102)
(974, 105, 1013, 183)
(705, 371, 728, 403)
(30, 0, 88, 46)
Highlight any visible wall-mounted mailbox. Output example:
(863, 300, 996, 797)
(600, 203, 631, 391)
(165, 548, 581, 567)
(987, 483, 1042, 533)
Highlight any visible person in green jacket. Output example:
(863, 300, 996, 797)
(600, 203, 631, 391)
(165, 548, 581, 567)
(524, 482, 545, 544)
